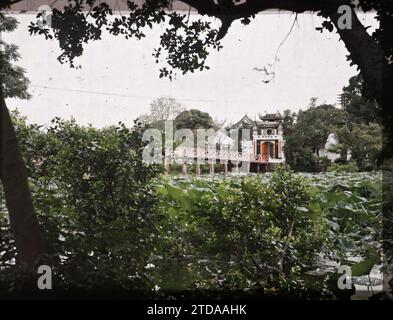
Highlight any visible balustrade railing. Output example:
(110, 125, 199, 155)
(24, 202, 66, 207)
(173, 147, 280, 163)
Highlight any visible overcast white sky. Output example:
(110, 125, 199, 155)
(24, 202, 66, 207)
(4, 11, 377, 127)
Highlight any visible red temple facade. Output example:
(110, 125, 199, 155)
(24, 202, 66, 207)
(230, 112, 285, 171)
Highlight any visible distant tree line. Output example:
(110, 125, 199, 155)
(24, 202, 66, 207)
(140, 96, 219, 131)
(142, 74, 382, 174)
(283, 74, 382, 172)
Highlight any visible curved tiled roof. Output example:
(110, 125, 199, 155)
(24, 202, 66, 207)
(230, 114, 282, 129)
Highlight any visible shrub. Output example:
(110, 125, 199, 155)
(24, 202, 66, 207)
(154, 166, 328, 293)
(327, 161, 359, 172)
(0, 113, 382, 298)
(1, 113, 162, 293)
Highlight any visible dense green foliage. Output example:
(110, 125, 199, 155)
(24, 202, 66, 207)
(1, 113, 162, 292)
(283, 91, 382, 172)
(0, 0, 389, 297)
(153, 170, 381, 296)
(0, 14, 30, 99)
(327, 161, 359, 173)
(154, 168, 325, 293)
(341, 75, 380, 125)
(296, 105, 348, 154)
(175, 109, 217, 130)
(336, 123, 382, 171)
(0, 113, 382, 298)
(283, 104, 347, 172)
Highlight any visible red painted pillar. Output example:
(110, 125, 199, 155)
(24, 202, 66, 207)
(272, 141, 275, 159)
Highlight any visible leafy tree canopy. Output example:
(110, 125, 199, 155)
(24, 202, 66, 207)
(0, 14, 30, 99)
(295, 103, 348, 152)
(175, 108, 216, 130)
(341, 74, 381, 125)
(140, 96, 185, 130)
(1, 0, 391, 101)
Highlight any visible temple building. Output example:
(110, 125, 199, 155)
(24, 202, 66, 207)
(230, 112, 285, 172)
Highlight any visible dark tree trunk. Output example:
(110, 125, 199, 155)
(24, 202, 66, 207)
(0, 88, 44, 268)
(381, 64, 393, 295)
(328, 9, 385, 104)
(329, 9, 393, 295)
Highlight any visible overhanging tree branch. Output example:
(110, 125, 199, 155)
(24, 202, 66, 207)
(329, 7, 385, 104)
(178, 0, 351, 41)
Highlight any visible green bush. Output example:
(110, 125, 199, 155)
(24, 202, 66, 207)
(154, 166, 329, 293)
(0, 113, 382, 298)
(327, 161, 359, 172)
(315, 156, 331, 171)
(1, 113, 162, 293)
